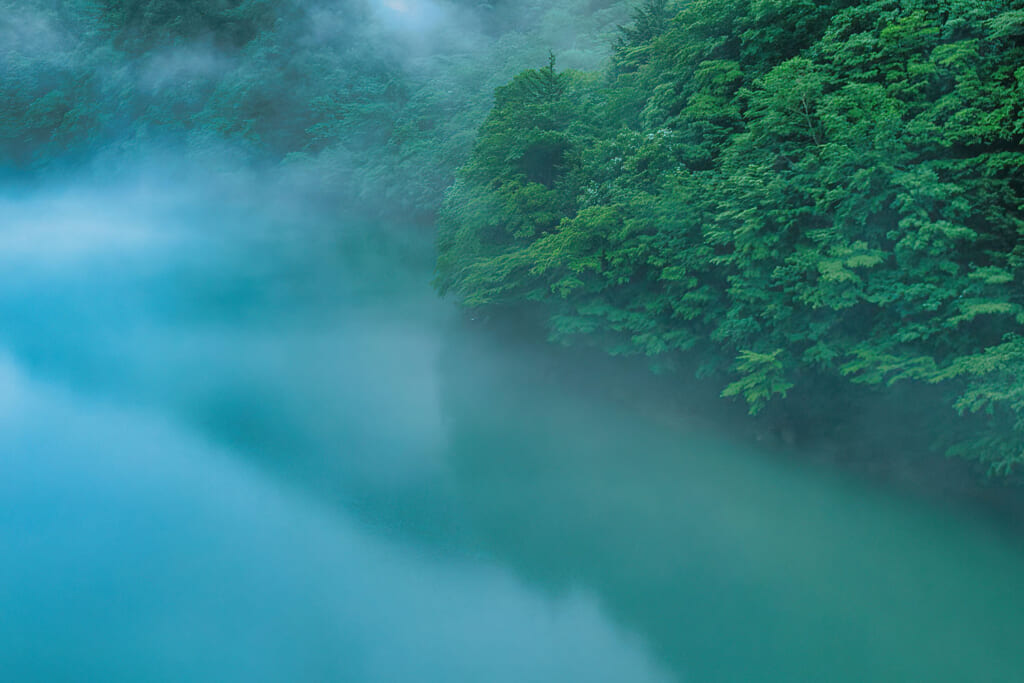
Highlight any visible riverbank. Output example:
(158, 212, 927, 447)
(451, 311, 1024, 533)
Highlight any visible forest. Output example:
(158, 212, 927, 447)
(12, 3, 1024, 680)
(5, 0, 1024, 477)
(436, 0, 1024, 478)
(1, 0, 636, 220)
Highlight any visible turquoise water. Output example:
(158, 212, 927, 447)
(2, 183, 1023, 682)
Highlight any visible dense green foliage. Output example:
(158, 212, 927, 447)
(8, 0, 1024, 476)
(437, 0, 1024, 475)
(1, 0, 635, 218)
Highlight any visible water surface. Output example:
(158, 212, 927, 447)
(2, 181, 1023, 682)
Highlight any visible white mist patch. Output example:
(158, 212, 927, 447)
(366, 0, 482, 55)
(0, 2, 70, 66)
(378, 0, 442, 24)
(0, 189, 186, 268)
(137, 43, 232, 92)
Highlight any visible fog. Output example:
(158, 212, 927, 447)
(2, 169, 1024, 681)
(367, 0, 484, 53)
(0, 174, 678, 681)
(0, 5, 65, 64)
(6, 1, 1024, 680)
(0, 352, 672, 682)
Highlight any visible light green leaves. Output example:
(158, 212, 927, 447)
(721, 349, 794, 415)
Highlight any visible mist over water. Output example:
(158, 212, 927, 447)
(0, 175, 671, 681)
(3, 172, 1024, 682)
(4, 0, 1024, 677)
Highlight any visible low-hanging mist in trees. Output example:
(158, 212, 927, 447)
(436, 0, 1024, 476)
(0, 0, 636, 219)
(7, 0, 1024, 477)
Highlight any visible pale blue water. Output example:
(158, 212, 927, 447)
(1, 181, 1023, 682)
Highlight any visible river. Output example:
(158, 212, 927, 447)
(1, 178, 1023, 682)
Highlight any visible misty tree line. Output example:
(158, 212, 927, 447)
(437, 0, 1024, 477)
(1, 0, 635, 220)
(6, 0, 1024, 478)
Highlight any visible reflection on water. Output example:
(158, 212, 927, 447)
(2, 181, 1024, 681)
(0, 358, 671, 682)
(0, 182, 671, 682)
(439, 337, 1024, 681)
